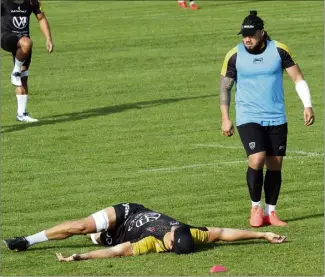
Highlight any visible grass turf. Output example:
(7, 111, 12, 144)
(1, 1, 323, 276)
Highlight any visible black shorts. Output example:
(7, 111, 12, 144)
(113, 203, 145, 226)
(99, 203, 145, 246)
(1, 32, 32, 69)
(237, 123, 288, 156)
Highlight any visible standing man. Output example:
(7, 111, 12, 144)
(220, 11, 314, 227)
(1, 0, 54, 122)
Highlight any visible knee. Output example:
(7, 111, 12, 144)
(92, 210, 110, 232)
(266, 157, 283, 171)
(19, 37, 33, 51)
(249, 156, 265, 169)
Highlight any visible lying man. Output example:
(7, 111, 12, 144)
(4, 203, 287, 262)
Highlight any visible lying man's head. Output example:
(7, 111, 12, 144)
(170, 226, 195, 254)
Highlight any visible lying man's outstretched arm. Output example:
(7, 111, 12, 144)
(206, 227, 287, 244)
(56, 242, 134, 262)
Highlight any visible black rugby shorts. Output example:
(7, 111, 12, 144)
(237, 122, 288, 156)
(1, 32, 32, 69)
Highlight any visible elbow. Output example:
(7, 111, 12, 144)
(293, 76, 304, 84)
(38, 17, 47, 24)
(114, 243, 134, 257)
(291, 71, 304, 84)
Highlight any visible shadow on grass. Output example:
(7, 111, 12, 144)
(2, 94, 216, 134)
(196, 239, 279, 253)
(24, 244, 98, 252)
(285, 212, 324, 223)
(212, 0, 271, 8)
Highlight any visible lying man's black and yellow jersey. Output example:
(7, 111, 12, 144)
(99, 203, 209, 255)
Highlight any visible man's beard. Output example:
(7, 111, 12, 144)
(245, 39, 265, 54)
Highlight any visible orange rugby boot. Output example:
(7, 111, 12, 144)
(263, 211, 288, 226)
(178, 1, 187, 8)
(250, 206, 264, 228)
(190, 3, 199, 10)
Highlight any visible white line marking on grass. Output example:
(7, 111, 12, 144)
(138, 145, 323, 173)
(193, 144, 323, 157)
(194, 144, 242, 149)
(288, 150, 323, 157)
(138, 160, 247, 173)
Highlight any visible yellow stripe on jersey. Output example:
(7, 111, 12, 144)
(131, 229, 209, 256)
(190, 229, 209, 244)
(131, 236, 168, 256)
(275, 41, 296, 64)
(39, 0, 44, 12)
(221, 46, 237, 76)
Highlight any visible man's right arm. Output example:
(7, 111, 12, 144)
(219, 48, 237, 137)
(220, 75, 235, 120)
(56, 235, 164, 262)
(56, 241, 134, 262)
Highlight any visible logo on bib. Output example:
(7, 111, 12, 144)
(253, 57, 263, 64)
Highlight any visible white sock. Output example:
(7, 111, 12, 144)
(16, 95, 28, 116)
(265, 204, 276, 215)
(251, 201, 261, 207)
(13, 58, 25, 73)
(26, 230, 49, 246)
(178, 0, 185, 3)
(190, 1, 195, 5)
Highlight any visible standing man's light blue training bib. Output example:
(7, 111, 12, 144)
(235, 40, 286, 126)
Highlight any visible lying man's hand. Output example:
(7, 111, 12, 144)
(264, 232, 287, 244)
(56, 252, 81, 262)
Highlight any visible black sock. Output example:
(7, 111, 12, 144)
(264, 170, 282, 205)
(246, 167, 263, 202)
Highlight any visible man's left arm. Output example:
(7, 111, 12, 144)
(276, 42, 314, 126)
(206, 227, 287, 244)
(35, 12, 54, 53)
(286, 65, 314, 126)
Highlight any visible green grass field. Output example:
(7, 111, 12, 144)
(1, 1, 324, 276)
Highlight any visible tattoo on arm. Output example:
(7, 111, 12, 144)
(220, 76, 234, 106)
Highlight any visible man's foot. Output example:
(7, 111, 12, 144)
(178, 1, 188, 8)
(11, 72, 22, 87)
(16, 112, 39, 123)
(263, 211, 288, 226)
(190, 3, 199, 10)
(4, 237, 30, 251)
(250, 206, 264, 228)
